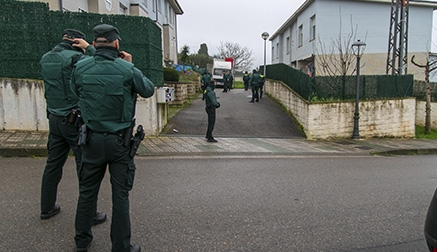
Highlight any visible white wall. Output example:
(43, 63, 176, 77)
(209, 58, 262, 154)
(0, 78, 166, 136)
(0, 77, 422, 139)
(416, 101, 437, 130)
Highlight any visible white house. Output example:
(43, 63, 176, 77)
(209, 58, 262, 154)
(22, 0, 183, 66)
(270, 0, 437, 80)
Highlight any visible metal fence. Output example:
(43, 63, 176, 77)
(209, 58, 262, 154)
(0, 0, 163, 85)
(414, 80, 437, 102)
(263, 63, 414, 102)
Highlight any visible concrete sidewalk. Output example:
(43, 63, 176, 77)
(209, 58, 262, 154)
(1, 130, 437, 157)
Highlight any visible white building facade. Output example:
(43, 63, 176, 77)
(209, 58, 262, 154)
(24, 0, 183, 66)
(270, 0, 437, 80)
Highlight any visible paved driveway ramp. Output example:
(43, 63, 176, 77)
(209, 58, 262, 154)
(161, 89, 305, 138)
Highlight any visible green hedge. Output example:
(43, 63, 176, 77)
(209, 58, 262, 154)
(0, 0, 163, 86)
(163, 67, 179, 82)
(265, 63, 414, 102)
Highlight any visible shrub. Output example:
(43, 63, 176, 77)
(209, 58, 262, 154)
(163, 67, 179, 82)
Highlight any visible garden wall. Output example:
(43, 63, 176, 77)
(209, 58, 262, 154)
(266, 80, 416, 139)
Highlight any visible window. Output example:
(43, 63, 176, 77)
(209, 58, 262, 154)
(286, 37, 290, 55)
(276, 43, 279, 59)
(310, 15, 316, 41)
(119, 3, 127, 14)
(169, 6, 175, 25)
(298, 25, 303, 47)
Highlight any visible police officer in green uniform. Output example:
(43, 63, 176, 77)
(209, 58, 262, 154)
(201, 70, 212, 100)
(223, 71, 233, 91)
(249, 69, 261, 103)
(226, 71, 234, 90)
(71, 24, 155, 252)
(204, 80, 220, 142)
(243, 71, 250, 91)
(192, 66, 211, 100)
(40, 29, 107, 225)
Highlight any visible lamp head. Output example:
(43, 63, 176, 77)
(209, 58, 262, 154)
(352, 39, 366, 56)
(261, 32, 270, 40)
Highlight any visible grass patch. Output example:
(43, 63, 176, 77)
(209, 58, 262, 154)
(415, 125, 437, 139)
(178, 72, 200, 83)
(232, 80, 244, 89)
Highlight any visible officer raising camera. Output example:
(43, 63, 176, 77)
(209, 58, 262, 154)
(70, 24, 155, 252)
(39, 29, 107, 225)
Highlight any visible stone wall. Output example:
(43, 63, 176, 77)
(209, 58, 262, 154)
(164, 82, 199, 105)
(266, 80, 416, 139)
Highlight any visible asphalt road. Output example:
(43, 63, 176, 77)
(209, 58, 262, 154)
(1, 155, 436, 251)
(161, 88, 305, 138)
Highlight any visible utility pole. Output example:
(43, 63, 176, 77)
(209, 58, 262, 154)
(386, 0, 409, 75)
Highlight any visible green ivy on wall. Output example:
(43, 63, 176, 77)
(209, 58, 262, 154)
(0, 0, 163, 86)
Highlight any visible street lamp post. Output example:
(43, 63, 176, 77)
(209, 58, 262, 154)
(261, 32, 269, 77)
(351, 39, 366, 140)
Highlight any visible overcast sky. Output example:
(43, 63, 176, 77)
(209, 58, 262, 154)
(176, 0, 437, 69)
(176, 0, 306, 69)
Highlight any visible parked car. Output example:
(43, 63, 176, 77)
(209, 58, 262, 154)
(425, 187, 437, 252)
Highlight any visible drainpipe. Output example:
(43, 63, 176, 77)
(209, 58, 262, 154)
(155, 0, 158, 22)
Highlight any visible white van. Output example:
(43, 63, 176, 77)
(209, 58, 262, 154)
(212, 59, 232, 87)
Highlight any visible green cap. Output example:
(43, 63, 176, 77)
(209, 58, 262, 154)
(63, 29, 86, 39)
(93, 24, 120, 42)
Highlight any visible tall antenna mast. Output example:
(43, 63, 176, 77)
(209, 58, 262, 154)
(386, 0, 409, 75)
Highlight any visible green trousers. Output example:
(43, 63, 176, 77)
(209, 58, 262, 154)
(41, 114, 82, 213)
(75, 131, 136, 252)
(205, 106, 216, 140)
(251, 84, 260, 102)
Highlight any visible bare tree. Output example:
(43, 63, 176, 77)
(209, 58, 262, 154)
(314, 8, 366, 77)
(411, 54, 437, 134)
(217, 41, 254, 71)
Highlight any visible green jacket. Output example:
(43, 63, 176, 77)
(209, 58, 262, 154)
(204, 86, 219, 108)
(223, 73, 233, 85)
(192, 66, 211, 87)
(71, 46, 155, 133)
(40, 41, 95, 116)
(250, 72, 261, 86)
(259, 74, 266, 85)
(201, 73, 212, 87)
(243, 74, 250, 82)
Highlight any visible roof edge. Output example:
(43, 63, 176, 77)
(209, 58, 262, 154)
(269, 0, 437, 41)
(168, 0, 183, 15)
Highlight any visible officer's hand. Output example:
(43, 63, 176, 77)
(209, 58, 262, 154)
(72, 38, 90, 52)
(215, 102, 220, 108)
(119, 51, 132, 63)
